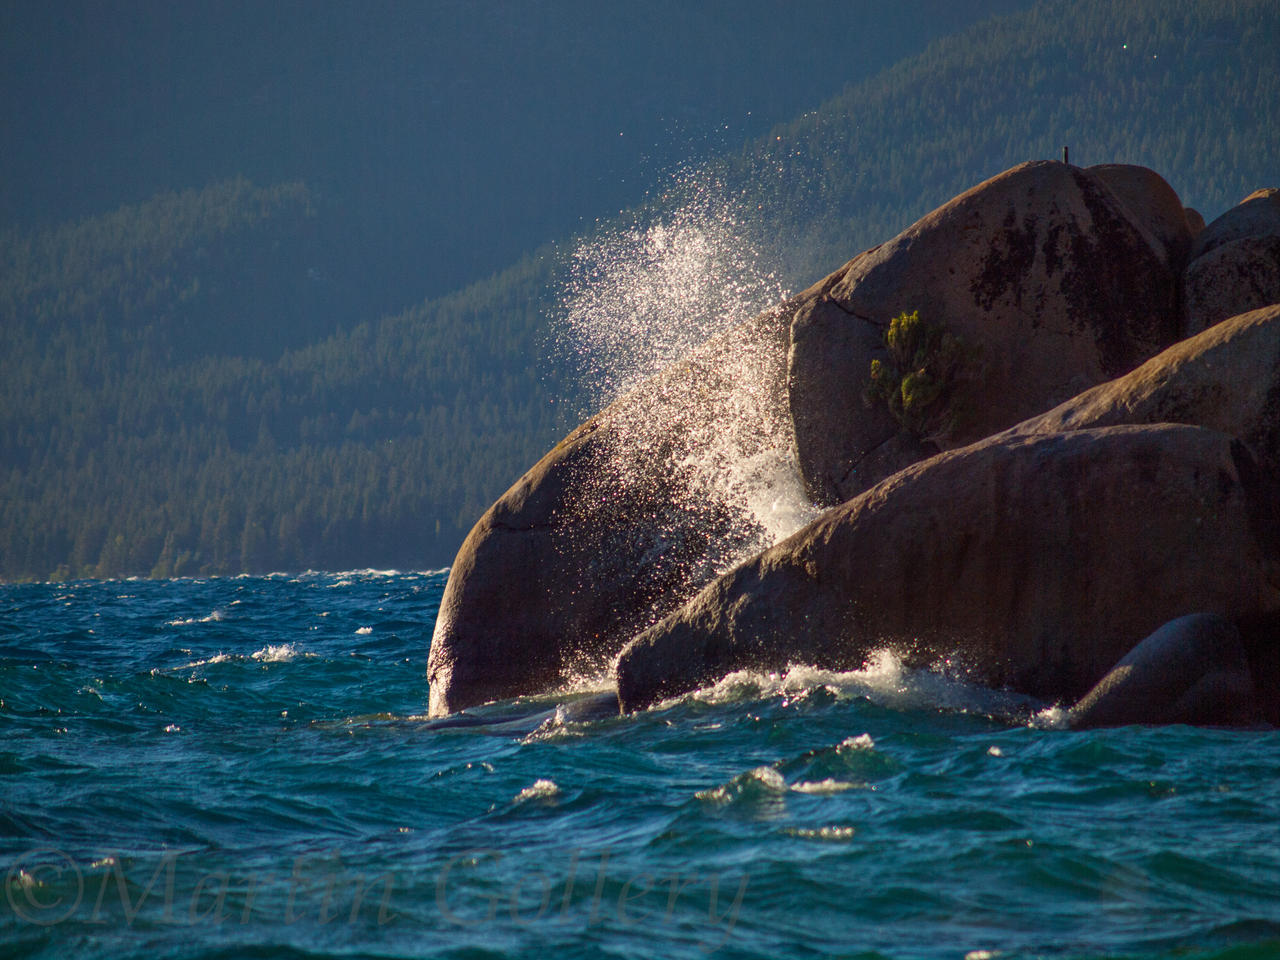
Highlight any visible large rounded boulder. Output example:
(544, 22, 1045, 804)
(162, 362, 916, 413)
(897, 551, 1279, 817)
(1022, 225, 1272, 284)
(1006, 303, 1280, 463)
(1184, 188, 1280, 334)
(1188, 188, 1280, 261)
(789, 161, 1184, 505)
(1067, 614, 1263, 729)
(615, 424, 1280, 712)
(429, 160, 1216, 718)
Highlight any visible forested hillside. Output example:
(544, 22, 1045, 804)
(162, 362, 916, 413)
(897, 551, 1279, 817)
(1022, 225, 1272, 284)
(2, 0, 1277, 580)
(0, 183, 565, 577)
(722, 0, 1280, 279)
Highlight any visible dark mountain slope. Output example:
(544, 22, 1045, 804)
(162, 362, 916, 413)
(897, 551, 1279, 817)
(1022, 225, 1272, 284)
(2, 0, 1276, 580)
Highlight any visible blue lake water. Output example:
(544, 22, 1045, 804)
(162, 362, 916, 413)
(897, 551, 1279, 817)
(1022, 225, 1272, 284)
(3, 571, 1280, 959)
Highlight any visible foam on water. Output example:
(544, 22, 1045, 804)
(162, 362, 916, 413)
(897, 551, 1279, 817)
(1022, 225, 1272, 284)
(514, 778, 561, 804)
(662, 650, 1043, 721)
(783, 825, 858, 841)
(696, 766, 789, 816)
(1030, 703, 1072, 730)
(789, 778, 862, 794)
(171, 652, 233, 669)
(250, 642, 304, 662)
(165, 609, 224, 626)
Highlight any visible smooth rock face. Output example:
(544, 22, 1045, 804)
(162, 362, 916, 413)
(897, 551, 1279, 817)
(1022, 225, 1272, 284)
(785, 277, 916, 503)
(1067, 614, 1260, 728)
(1188, 187, 1280, 262)
(428, 303, 797, 715)
(789, 161, 1182, 505)
(1185, 207, 1206, 235)
(1087, 163, 1193, 271)
(1006, 304, 1280, 464)
(1184, 235, 1280, 335)
(615, 425, 1280, 712)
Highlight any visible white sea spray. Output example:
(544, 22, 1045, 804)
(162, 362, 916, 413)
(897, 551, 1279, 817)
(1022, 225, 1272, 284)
(548, 165, 821, 589)
(513, 778, 561, 803)
(251, 643, 302, 663)
(673, 652, 1041, 721)
(553, 167, 788, 410)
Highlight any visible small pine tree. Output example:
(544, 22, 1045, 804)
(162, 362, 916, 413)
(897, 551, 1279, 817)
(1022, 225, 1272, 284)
(864, 310, 974, 441)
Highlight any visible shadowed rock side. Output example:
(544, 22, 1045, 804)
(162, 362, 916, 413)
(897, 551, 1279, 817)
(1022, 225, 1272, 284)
(1184, 188, 1280, 334)
(1005, 304, 1280, 464)
(789, 161, 1184, 506)
(428, 301, 797, 716)
(615, 425, 1280, 712)
(1189, 188, 1280, 261)
(1184, 236, 1280, 334)
(1067, 614, 1262, 728)
(1087, 163, 1194, 273)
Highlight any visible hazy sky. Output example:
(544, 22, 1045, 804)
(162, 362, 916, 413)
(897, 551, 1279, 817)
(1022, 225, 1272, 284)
(0, 1, 1031, 297)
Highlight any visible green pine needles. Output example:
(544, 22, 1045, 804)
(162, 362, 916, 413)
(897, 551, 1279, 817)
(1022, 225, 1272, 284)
(864, 310, 975, 441)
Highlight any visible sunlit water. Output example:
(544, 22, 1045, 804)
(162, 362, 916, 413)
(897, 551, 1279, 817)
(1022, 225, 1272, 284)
(4, 572, 1280, 959)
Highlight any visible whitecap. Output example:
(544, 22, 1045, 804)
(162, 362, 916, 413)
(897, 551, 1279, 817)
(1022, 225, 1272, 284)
(329, 568, 402, 579)
(355, 626, 372, 635)
(521, 718, 584, 744)
(251, 643, 302, 663)
(790, 779, 861, 794)
(165, 610, 224, 627)
(784, 826, 857, 841)
(513, 778, 561, 803)
(696, 766, 787, 807)
(676, 651, 1040, 721)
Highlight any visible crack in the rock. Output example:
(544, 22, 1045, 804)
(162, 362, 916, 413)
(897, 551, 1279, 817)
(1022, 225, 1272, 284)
(826, 297, 881, 327)
(835, 433, 897, 500)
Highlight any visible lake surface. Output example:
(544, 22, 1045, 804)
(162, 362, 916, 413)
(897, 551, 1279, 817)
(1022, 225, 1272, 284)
(4, 571, 1280, 959)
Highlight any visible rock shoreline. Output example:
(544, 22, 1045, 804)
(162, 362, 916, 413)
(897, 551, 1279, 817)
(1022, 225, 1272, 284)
(430, 161, 1280, 726)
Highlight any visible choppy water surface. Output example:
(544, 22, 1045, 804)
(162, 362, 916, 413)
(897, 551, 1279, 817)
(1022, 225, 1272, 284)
(3, 572, 1280, 959)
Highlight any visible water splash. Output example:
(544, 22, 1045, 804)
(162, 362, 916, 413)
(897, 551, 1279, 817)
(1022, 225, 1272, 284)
(250, 642, 304, 663)
(513, 778, 561, 804)
(553, 167, 788, 409)
(548, 166, 820, 590)
(664, 652, 1045, 722)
